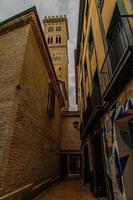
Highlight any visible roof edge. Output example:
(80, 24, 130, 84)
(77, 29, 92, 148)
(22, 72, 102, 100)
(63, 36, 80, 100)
(0, 6, 65, 107)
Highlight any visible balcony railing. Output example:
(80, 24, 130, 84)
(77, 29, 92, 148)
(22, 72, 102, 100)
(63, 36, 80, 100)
(83, 82, 101, 126)
(100, 15, 133, 96)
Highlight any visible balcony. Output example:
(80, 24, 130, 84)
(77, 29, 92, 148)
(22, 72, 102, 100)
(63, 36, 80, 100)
(82, 80, 103, 138)
(100, 15, 133, 101)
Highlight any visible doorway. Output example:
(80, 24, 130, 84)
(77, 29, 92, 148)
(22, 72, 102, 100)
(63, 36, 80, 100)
(61, 154, 80, 177)
(69, 154, 80, 174)
(60, 154, 68, 177)
(84, 145, 90, 184)
(92, 132, 106, 196)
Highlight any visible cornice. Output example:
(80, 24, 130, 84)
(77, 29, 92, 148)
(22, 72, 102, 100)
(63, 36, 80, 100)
(43, 17, 67, 23)
(43, 16, 69, 39)
(62, 111, 80, 117)
(0, 7, 65, 107)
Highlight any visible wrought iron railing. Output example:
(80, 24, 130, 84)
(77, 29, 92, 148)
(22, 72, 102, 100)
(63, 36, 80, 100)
(100, 15, 133, 95)
(83, 83, 101, 126)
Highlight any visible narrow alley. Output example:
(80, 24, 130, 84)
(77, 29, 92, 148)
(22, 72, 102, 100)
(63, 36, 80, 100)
(0, 0, 133, 200)
(35, 176, 96, 200)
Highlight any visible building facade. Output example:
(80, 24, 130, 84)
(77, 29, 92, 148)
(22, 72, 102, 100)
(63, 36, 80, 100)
(43, 16, 69, 96)
(61, 111, 81, 176)
(76, 0, 133, 199)
(43, 16, 81, 174)
(0, 8, 65, 199)
(0, 6, 81, 200)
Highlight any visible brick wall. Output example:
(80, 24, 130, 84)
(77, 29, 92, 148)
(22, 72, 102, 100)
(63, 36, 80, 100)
(0, 25, 61, 197)
(61, 114, 81, 152)
(0, 25, 30, 196)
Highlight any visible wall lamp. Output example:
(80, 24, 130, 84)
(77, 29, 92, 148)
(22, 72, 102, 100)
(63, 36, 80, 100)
(73, 121, 80, 131)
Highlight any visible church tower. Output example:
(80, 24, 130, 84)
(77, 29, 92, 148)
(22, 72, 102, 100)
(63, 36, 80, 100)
(43, 15, 69, 95)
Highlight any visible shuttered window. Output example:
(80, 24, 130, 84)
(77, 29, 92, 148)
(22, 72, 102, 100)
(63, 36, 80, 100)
(47, 83, 55, 117)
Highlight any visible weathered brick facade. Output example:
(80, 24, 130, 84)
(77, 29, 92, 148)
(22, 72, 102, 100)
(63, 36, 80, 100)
(0, 9, 64, 199)
(0, 7, 81, 199)
(61, 111, 80, 153)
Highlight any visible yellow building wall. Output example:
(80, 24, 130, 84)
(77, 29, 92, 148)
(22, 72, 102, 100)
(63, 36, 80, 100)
(89, 0, 105, 71)
(80, 0, 106, 101)
(101, 0, 117, 34)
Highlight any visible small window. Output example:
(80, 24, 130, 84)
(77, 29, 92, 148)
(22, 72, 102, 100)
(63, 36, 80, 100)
(86, 0, 89, 17)
(56, 26, 61, 31)
(130, 0, 133, 7)
(47, 83, 55, 117)
(88, 27, 94, 58)
(59, 36, 61, 43)
(56, 37, 58, 43)
(48, 27, 53, 32)
(84, 59, 88, 80)
(56, 36, 61, 43)
(48, 36, 53, 44)
(58, 66, 62, 72)
(81, 79, 84, 96)
(96, 0, 104, 11)
(48, 37, 50, 44)
(82, 34, 84, 44)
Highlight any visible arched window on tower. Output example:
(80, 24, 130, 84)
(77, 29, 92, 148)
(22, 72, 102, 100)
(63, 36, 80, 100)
(56, 36, 61, 44)
(48, 37, 50, 44)
(56, 37, 58, 43)
(59, 36, 61, 43)
(48, 36, 53, 44)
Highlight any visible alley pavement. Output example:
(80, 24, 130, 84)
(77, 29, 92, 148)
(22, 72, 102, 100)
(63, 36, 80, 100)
(35, 175, 96, 200)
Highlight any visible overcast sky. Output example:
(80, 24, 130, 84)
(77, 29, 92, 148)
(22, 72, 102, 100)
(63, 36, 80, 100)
(0, 0, 79, 110)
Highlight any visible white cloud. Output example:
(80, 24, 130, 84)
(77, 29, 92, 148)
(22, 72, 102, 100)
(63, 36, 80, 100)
(0, 0, 80, 107)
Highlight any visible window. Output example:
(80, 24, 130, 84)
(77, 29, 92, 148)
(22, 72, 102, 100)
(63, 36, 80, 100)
(81, 78, 85, 112)
(48, 27, 53, 32)
(47, 83, 55, 117)
(88, 27, 94, 58)
(84, 59, 88, 80)
(86, 0, 89, 17)
(47, 36, 53, 44)
(85, 0, 89, 28)
(81, 79, 84, 94)
(56, 36, 61, 43)
(56, 37, 58, 43)
(96, 0, 104, 11)
(82, 34, 84, 44)
(59, 36, 61, 43)
(48, 37, 50, 44)
(56, 26, 61, 31)
(58, 66, 62, 72)
(106, 5, 121, 72)
(130, 0, 133, 7)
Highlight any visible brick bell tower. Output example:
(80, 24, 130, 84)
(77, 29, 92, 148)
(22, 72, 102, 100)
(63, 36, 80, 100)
(43, 15, 69, 96)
